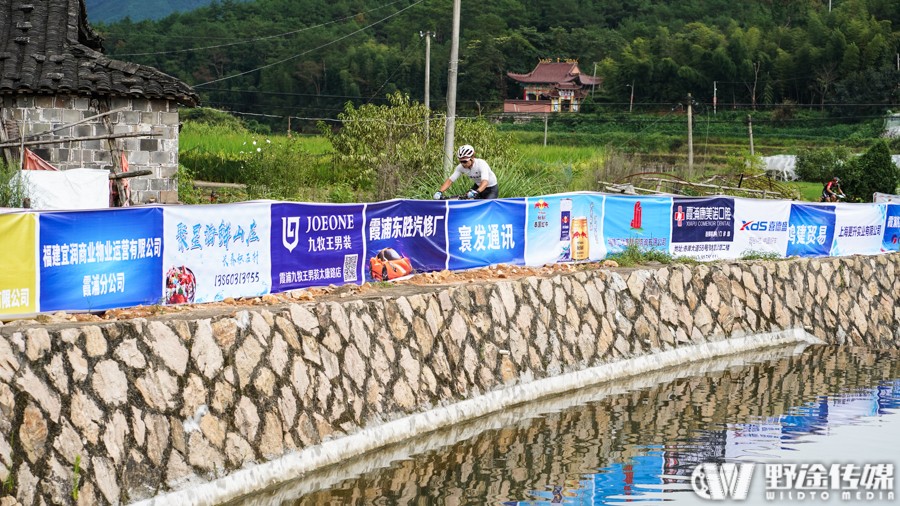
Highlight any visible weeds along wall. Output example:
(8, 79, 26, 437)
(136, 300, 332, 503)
(1, 253, 898, 505)
(1, 193, 899, 319)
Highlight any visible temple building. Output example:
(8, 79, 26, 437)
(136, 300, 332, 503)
(504, 59, 601, 113)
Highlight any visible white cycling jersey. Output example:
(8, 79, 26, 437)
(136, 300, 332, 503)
(449, 158, 497, 187)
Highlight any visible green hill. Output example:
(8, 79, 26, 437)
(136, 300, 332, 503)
(96, 0, 899, 133)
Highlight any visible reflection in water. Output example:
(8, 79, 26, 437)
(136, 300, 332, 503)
(232, 345, 900, 506)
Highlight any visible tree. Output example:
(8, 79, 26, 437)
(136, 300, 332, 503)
(848, 140, 900, 201)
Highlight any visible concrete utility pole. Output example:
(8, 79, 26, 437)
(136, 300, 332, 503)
(627, 81, 634, 113)
(543, 114, 549, 147)
(687, 93, 694, 177)
(442, 0, 461, 172)
(713, 81, 718, 115)
(747, 115, 755, 156)
(420, 30, 433, 142)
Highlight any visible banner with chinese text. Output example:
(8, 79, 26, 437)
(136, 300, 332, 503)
(786, 204, 835, 257)
(163, 202, 271, 304)
(524, 193, 605, 266)
(39, 208, 163, 311)
(830, 203, 885, 256)
(270, 202, 365, 291)
(731, 198, 791, 258)
(0, 213, 37, 316)
(447, 198, 526, 270)
(670, 197, 735, 260)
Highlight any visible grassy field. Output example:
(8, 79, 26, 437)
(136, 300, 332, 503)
(178, 109, 894, 204)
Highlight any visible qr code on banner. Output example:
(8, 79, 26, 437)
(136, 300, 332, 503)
(343, 254, 358, 283)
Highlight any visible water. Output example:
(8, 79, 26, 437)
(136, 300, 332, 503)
(229, 345, 900, 505)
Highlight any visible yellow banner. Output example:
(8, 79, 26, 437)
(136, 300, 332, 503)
(0, 213, 37, 315)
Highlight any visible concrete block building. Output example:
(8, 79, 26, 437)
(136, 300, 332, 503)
(0, 0, 198, 204)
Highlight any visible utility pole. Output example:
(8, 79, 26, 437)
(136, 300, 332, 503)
(420, 30, 433, 142)
(543, 114, 548, 147)
(747, 115, 755, 156)
(713, 81, 717, 115)
(687, 93, 694, 177)
(442, 0, 461, 172)
(628, 81, 634, 113)
(591, 63, 597, 96)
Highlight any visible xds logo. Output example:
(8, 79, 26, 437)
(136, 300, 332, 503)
(691, 463, 755, 500)
(740, 220, 767, 231)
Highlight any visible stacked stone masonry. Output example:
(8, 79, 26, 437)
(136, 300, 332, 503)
(1, 254, 899, 505)
(0, 95, 181, 205)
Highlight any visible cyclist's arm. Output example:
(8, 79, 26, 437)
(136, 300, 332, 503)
(439, 167, 462, 192)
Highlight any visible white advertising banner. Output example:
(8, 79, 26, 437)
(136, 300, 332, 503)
(731, 198, 791, 258)
(162, 202, 272, 304)
(524, 193, 606, 266)
(830, 203, 885, 256)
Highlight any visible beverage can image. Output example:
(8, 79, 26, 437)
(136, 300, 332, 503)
(559, 198, 573, 261)
(572, 216, 589, 260)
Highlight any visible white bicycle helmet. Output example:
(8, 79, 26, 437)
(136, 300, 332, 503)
(457, 144, 475, 160)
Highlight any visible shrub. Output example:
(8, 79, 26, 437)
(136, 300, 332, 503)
(846, 140, 900, 201)
(795, 146, 852, 184)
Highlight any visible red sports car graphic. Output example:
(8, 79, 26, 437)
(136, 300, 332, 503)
(369, 248, 414, 281)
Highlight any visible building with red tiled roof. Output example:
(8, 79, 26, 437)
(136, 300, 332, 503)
(504, 59, 601, 114)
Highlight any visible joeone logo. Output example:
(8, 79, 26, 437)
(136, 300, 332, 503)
(691, 463, 756, 500)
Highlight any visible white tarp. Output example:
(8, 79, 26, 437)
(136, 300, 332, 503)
(13, 169, 109, 210)
(873, 192, 900, 203)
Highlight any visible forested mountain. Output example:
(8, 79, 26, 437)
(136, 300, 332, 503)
(94, 0, 900, 128)
(84, 0, 245, 23)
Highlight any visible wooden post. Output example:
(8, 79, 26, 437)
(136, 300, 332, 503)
(97, 100, 130, 207)
(0, 111, 17, 169)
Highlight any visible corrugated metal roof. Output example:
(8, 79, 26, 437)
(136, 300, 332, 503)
(0, 0, 198, 106)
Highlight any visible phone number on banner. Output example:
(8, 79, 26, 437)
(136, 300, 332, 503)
(214, 271, 261, 287)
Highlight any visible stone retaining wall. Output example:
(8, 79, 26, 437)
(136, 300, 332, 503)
(1, 254, 899, 505)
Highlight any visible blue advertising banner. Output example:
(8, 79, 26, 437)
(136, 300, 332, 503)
(671, 197, 735, 260)
(786, 204, 835, 257)
(882, 204, 900, 253)
(270, 203, 365, 291)
(364, 200, 448, 281)
(524, 193, 605, 266)
(447, 198, 526, 270)
(603, 195, 672, 254)
(39, 208, 163, 311)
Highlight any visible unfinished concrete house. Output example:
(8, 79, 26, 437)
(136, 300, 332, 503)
(0, 0, 198, 205)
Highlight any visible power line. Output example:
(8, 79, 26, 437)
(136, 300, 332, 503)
(192, 0, 426, 88)
(110, 0, 411, 57)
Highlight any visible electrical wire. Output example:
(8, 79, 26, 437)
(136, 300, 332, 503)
(110, 0, 411, 57)
(192, 0, 426, 88)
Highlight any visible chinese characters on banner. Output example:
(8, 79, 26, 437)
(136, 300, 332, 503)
(1, 193, 899, 318)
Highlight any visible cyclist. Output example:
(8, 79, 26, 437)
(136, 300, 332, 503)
(821, 177, 845, 202)
(433, 144, 499, 200)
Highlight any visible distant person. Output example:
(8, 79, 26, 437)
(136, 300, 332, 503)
(433, 144, 499, 200)
(821, 177, 845, 202)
